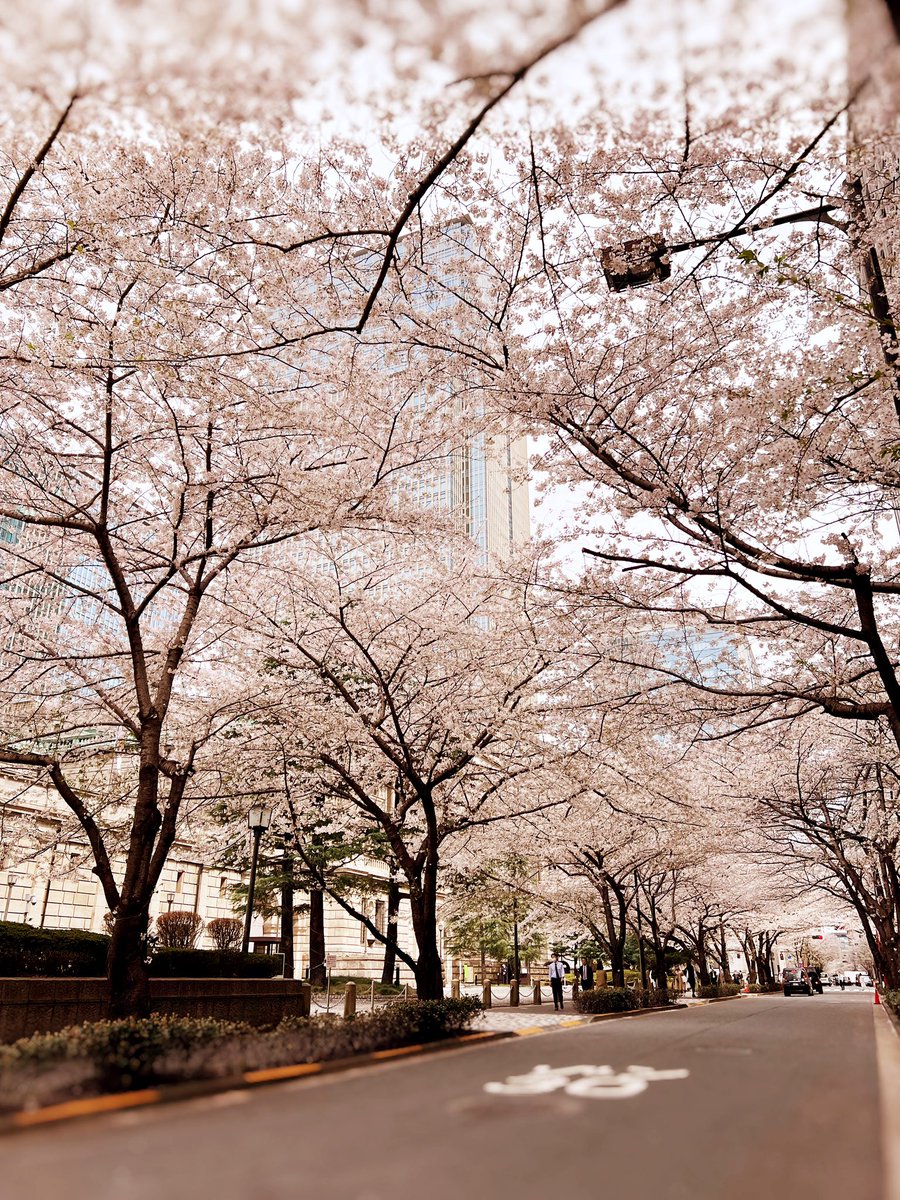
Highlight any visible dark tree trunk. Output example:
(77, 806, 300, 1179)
(107, 906, 151, 1018)
(280, 850, 294, 979)
(308, 886, 326, 987)
(380, 877, 401, 985)
(718, 922, 733, 983)
(740, 930, 758, 984)
(599, 877, 628, 987)
(408, 859, 443, 1000)
(695, 926, 711, 987)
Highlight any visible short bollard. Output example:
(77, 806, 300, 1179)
(482, 982, 492, 1009)
(451, 980, 461, 999)
(533, 982, 542, 1005)
(343, 981, 356, 1018)
(300, 982, 312, 1017)
(510, 981, 519, 1007)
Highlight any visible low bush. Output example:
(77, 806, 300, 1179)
(633, 986, 672, 1008)
(573, 987, 638, 1014)
(0, 920, 109, 977)
(207, 918, 242, 951)
(0, 997, 483, 1112)
(697, 982, 742, 999)
(745, 982, 781, 994)
(155, 911, 203, 950)
(882, 990, 900, 1013)
(148, 949, 282, 978)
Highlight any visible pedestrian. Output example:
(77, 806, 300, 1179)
(549, 953, 566, 1010)
(580, 959, 594, 991)
(686, 960, 696, 997)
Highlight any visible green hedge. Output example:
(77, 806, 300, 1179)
(0, 921, 109, 977)
(0, 997, 484, 1112)
(148, 949, 282, 978)
(0, 924, 282, 979)
(574, 985, 673, 1014)
(574, 987, 637, 1013)
(697, 982, 742, 999)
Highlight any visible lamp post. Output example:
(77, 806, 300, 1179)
(3, 873, 19, 922)
(241, 805, 272, 954)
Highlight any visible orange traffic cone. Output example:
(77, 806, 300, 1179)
(875, 987, 881, 1005)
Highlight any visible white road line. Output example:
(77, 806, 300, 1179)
(875, 1003, 900, 1200)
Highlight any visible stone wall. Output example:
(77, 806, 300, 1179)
(0, 977, 312, 1043)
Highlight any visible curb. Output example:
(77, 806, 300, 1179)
(0, 1030, 510, 1137)
(588, 1002, 689, 1022)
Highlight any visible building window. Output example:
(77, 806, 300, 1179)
(375, 900, 386, 935)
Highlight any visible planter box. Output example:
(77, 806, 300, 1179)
(0, 977, 312, 1043)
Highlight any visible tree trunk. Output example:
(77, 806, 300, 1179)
(107, 906, 151, 1018)
(696, 927, 711, 987)
(408, 860, 443, 1000)
(600, 878, 627, 987)
(280, 850, 294, 979)
(718, 922, 733, 983)
(308, 886, 326, 987)
(740, 930, 758, 984)
(380, 877, 400, 985)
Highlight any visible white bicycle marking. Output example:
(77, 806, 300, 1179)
(484, 1063, 689, 1099)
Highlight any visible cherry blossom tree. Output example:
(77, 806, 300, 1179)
(251, 536, 589, 999)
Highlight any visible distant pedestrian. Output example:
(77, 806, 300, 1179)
(580, 960, 594, 991)
(686, 960, 696, 997)
(549, 953, 566, 1010)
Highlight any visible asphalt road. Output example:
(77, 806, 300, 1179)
(2, 991, 885, 1200)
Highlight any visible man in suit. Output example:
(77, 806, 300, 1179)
(549, 953, 566, 1010)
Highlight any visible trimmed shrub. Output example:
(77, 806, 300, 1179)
(573, 987, 638, 1014)
(148, 948, 282, 978)
(697, 982, 742, 999)
(207, 918, 242, 951)
(632, 986, 672, 1008)
(0, 920, 109, 977)
(0, 997, 484, 1112)
(882, 990, 900, 1014)
(155, 911, 203, 949)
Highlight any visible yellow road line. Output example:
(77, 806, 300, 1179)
(12, 1089, 161, 1127)
(371, 1044, 424, 1059)
(243, 1063, 322, 1084)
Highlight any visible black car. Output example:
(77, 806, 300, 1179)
(783, 968, 813, 996)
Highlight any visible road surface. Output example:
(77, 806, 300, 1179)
(2, 991, 890, 1200)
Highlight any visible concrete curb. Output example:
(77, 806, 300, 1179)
(0, 1029, 510, 1137)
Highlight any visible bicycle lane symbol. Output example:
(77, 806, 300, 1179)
(483, 1063, 689, 1100)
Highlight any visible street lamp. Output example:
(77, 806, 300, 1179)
(165, 892, 175, 912)
(241, 805, 272, 953)
(2, 873, 19, 922)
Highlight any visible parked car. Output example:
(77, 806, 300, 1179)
(782, 967, 813, 996)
